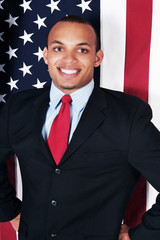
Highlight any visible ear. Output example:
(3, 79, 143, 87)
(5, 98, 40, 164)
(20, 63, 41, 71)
(43, 47, 48, 65)
(94, 50, 104, 68)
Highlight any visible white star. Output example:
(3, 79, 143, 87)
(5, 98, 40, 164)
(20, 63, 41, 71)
(34, 14, 47, 30)
(32, 79, 47, 89)
(20, 0, 32, 13)
(0, 0, 4, 10)
(33, 47, 43, 61)
(46, 0, 61, 13)
(7, 77, 19, 91)
(0, 32, 4, 42)
(0, 94, 6, 103)
(6, 46, 18, 60)
(5, 14, 19, 28)
(0, 64, 5, 73)
(77, 0, 92, 14)
(19, 30, 33, 45)
(19, 62, 32, 76)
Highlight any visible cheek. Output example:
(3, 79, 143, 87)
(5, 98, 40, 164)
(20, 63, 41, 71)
(47, 53, 60, 65)
(48, 61, 59, 75)
(82, 55, 96, 68)
(83, 60, 95, 73)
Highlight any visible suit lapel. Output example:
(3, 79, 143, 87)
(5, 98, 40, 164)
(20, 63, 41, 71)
(32, 88, 57, 167)
(59, 87, 108, 165)
(31, 86, 108, 167)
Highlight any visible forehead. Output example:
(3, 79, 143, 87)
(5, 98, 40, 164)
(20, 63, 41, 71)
(48, 22, 96, 46)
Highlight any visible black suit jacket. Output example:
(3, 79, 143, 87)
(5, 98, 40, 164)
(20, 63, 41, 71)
(0, 86, 160, 240)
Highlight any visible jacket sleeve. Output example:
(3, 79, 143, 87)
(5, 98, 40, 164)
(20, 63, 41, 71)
(0, 99, 22, 222)
(128, 101, 160, 239)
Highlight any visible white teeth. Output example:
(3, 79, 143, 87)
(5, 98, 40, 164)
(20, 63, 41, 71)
(60, 68, 78, 74)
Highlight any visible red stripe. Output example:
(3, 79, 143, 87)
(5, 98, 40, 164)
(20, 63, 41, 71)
(0, 157, 17, 240)
(124, 0, 153, 228)
(124, 0, 152, 102)
(0, 222, 17, 240)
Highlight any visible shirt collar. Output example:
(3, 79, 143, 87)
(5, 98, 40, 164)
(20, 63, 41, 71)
(49, 80, 94, 111)
(70, 80, 94, 113)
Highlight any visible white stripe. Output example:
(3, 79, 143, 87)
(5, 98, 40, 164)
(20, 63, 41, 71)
(15, 157, 22, 239)
(148, 0, 160, 130)
(100, 0, 127, 91)
(147, 0, 160, 210)
(15, 157, 22, 200)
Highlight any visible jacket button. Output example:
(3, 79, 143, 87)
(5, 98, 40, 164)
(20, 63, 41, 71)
(51, 200, 57, 206)
(51, 233, 57, 238)
(55, 168, 60, 174)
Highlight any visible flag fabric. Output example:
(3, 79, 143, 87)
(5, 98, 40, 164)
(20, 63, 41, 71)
(101, 0, 160, 212)
(0, 0, 160, 239)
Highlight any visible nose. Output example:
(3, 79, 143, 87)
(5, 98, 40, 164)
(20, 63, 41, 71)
(62, 51, 77, 64)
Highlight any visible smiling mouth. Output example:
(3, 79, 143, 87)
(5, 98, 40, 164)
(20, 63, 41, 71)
(60, 68, 78, 74)
(58, 68, 80, 76)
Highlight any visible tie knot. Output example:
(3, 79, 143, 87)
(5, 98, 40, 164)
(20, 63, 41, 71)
(61, 94, 72, 104)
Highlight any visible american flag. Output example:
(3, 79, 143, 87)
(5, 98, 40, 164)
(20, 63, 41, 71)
(0, 0, 160, 239)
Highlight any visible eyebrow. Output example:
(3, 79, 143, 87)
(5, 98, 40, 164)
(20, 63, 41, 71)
(50, 40, 64, 45)
(78, 42, 91, 48)
(50, 40, 92, 48)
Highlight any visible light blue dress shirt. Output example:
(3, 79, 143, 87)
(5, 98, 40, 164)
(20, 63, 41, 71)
(42, 80, 94, 143)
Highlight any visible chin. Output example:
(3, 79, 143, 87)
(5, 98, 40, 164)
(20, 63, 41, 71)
(56, 84, 76, 93)
(58, 83, 76, 90)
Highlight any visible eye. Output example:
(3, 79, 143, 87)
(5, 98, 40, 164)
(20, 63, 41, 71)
(78, 48, 88, 53)
(54, 47, 63, 52)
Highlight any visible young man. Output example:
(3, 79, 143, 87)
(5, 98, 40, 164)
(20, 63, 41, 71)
(0, 15, 160, 240)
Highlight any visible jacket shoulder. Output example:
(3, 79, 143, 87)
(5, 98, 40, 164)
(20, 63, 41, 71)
(10, 87, 50, 104)
(100, 87, 148, 107)
(7, 87, 50, 108)
(0, 87, 50, 117)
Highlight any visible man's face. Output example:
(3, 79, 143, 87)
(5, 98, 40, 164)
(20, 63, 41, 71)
(43, 21, 104, 94)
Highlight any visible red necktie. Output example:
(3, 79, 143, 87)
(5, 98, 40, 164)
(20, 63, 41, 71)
(48, 94, 72, 165)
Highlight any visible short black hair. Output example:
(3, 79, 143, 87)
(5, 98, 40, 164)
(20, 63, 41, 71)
(47, 15, 100, 52)
(60, 15, 89, 24)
